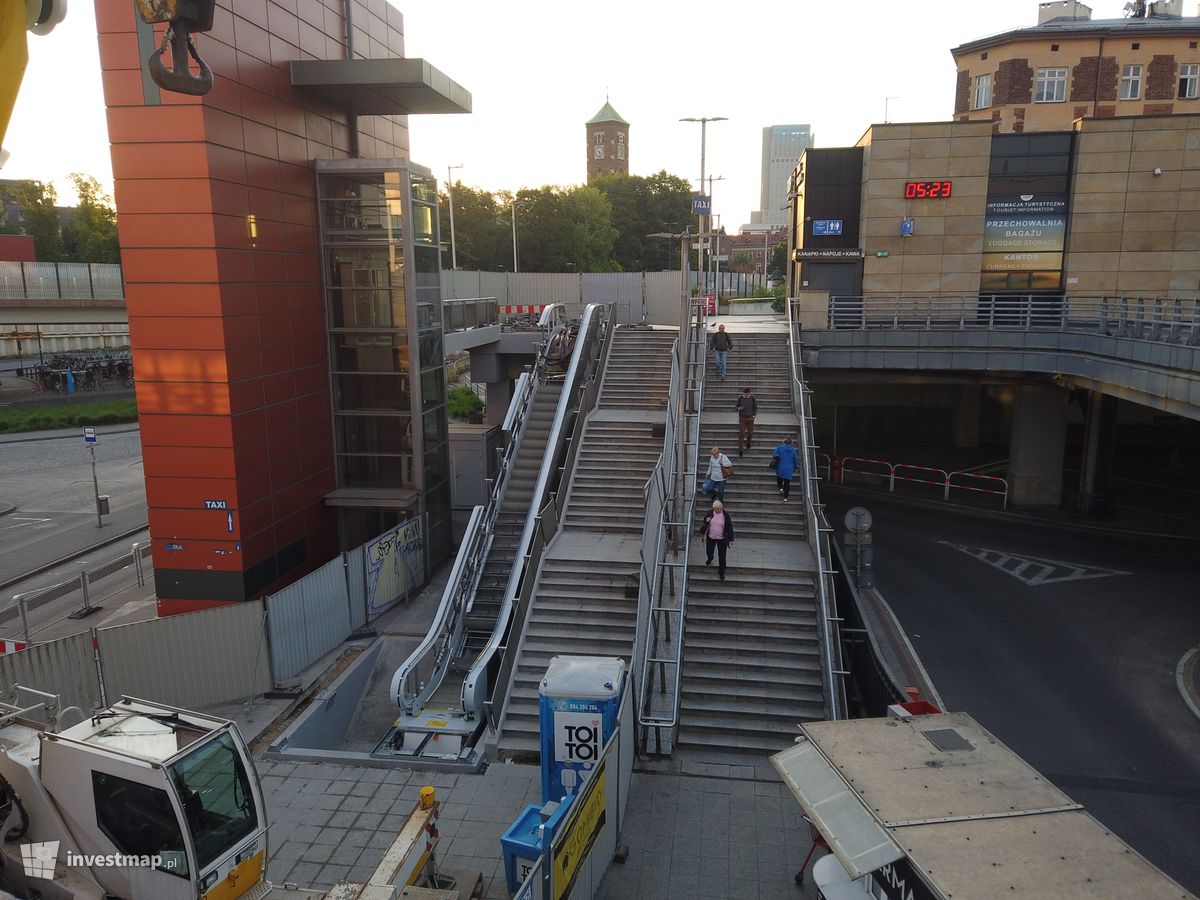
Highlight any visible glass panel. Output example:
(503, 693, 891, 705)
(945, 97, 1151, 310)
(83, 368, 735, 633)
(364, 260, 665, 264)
(338, 452, 413, 489)
(417, 301, 440, 330)
(411, 204, 436, 244)
(332, 332, 409, 374)
(420, 369, 445, 410)
(423, 408, 447, 445)
(418, 331, 443, 371)
(168, 732, 258, 872)
(326, 248, 400, 291)
(327, 288, 407, 329)
(423, 446, 448, 484)
(336, 413, 412, 455)
(92, 771, 190, 878)
(334, 373, 411, 411)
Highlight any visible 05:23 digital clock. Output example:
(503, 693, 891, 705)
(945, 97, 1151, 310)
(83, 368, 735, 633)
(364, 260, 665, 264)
(904, 180, 952, 199)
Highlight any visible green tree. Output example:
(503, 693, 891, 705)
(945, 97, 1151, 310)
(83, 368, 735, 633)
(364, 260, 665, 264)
(512, 185, 618, 273)
(439, 182, 511, 271)
(731, 251, 751, 268)
(592, 170, 693, 271)
(8, 180, 64, 261)
(769, 241, 787, 281)
(61, 173, 120, 263)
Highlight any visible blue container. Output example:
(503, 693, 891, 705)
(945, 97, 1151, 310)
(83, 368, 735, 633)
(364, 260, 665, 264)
(538, 655, 625, 804)
(500, 799, 571, 894)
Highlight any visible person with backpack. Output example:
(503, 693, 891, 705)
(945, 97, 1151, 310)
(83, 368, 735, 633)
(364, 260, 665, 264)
(771, 436, 799, 501)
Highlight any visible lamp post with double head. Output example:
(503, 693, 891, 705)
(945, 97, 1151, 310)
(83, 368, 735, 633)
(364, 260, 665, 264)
(680, 116, 726, 293)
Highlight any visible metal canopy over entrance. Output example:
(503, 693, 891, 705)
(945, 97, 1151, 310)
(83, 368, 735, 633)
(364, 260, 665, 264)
(290, 58, 472, 116)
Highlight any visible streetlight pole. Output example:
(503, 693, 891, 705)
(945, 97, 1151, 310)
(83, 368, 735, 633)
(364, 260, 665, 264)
(706, 175, 725, 299)
(680, 116, 727, 297)
(511, 199, 519, 273)
(446, 163, 463, 270)
(712, 213, 722, 308)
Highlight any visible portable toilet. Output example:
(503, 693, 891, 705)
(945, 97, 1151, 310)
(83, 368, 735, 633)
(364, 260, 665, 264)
(538, 655, 624, 804)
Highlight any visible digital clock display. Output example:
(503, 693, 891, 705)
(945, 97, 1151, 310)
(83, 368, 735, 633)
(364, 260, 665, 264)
(904, 180, 953, 199)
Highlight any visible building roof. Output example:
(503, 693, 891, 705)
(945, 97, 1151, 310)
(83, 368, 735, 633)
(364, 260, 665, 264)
(290, 58, 471, 116)
(587, 101, 628, 125)
(952, 14, 1200, 55)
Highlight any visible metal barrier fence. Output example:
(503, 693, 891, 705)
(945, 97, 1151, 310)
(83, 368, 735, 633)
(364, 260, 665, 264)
(1, 541, 152, 645)
(0, 323, 131, 360)
(0, 261, 125, 300)
(787, 299, 847, 721)
(839, 455, 1010, 508)
(827, 294, 1200, 344)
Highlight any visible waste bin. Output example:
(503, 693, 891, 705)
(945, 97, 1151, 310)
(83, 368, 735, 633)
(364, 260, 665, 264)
(500, 799, 570, 894)
(97, 495, 110, 516)
(538, 655, 624, 804)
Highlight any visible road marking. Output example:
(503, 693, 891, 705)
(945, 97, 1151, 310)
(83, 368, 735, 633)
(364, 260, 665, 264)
(1, 517, 52, 531)
(937, 541, 1132, 586)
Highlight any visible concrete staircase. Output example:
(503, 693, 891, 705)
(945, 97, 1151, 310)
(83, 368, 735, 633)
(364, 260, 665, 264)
(677, 565, 825, 756)
(678, 327, 826, 760)
(464, 381, 563, 655)
(497, 326, 676, 758)
(495, 558, 639, 755)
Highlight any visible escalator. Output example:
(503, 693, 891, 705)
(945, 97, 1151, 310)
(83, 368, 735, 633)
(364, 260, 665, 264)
(378, 305, 605, 768)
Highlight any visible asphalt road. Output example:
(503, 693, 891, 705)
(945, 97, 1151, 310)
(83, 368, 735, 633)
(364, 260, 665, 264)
(824, 485, 1200, 894)
(0, 426, 147, 587)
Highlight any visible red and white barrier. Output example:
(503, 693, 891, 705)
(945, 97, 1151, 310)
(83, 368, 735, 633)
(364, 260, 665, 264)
(0, 639, 28, 655)
(835, 455, 1010, 509)
(500, 305, 546, 316)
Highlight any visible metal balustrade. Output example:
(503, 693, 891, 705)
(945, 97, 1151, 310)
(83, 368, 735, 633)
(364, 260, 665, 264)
(826, 294, 1200, 344)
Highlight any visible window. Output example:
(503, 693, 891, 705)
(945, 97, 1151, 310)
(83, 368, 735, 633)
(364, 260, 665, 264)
(1120, 64, 1143, 100)
(92, 772, 189, 878)
(1034, 68, 1068, 102)
(974, 73, 993, 109)
(981, 51, 988, 60)
(1051, 43, 1060, 51)
(1181, 63, 1200, 99)
(1132, 42, 1140, 50)
(168, 733, 259, 872)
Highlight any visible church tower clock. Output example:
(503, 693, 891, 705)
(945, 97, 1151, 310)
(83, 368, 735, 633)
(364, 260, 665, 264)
(586, 100, 629, 182)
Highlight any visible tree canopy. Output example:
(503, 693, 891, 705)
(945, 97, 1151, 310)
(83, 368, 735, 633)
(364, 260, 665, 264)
(591, 171, 693, 271)
(3, 174, 120, 264)
(6, 180, 64, 261)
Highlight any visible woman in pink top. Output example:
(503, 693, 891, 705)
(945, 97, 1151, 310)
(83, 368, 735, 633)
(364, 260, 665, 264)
(702, 500, 735, 581)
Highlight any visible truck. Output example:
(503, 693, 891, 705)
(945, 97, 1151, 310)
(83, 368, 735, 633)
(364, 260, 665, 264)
(0, 688, 269, 899)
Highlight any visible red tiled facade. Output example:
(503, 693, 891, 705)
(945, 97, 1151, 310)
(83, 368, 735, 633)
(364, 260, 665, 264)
(95, 0, 411, 614)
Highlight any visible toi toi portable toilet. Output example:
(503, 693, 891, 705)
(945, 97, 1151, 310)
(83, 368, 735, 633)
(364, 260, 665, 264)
(538, 655, 624, 804)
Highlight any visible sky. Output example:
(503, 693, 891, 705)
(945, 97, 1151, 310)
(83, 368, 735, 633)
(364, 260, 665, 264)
(3, 1, 1124, 230)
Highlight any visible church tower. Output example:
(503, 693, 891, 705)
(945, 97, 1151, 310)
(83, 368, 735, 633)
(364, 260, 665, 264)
(586, 101, 629, 182)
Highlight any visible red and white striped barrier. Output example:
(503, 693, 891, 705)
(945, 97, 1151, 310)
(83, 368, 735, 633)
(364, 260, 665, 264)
(948, 471, 1010, 509)
(894, 463, 951, 497)
(0, 639, 28, 654)
(500, 305, 546, 316)
(835, 456, 1010, 509)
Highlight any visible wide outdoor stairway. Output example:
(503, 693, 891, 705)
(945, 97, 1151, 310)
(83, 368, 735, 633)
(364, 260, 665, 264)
(561, 327, 678, 534)
(498, 326, 676, 757)
(496, 557, 639, 755)
(463, 380, 563, 656)
(678, 326, 826, 761)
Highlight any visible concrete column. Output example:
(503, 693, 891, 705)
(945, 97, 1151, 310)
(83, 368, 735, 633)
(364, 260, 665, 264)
(1076, 391, 1118, 516)
(1008, 384, 1069, 507)
(485, 377, 514, 427)
(951, 384, 981, 449)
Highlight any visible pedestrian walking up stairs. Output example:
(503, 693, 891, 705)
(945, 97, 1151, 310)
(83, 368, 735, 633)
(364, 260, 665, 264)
(677, 328, 827, 760)
(497, 326, 678, 757)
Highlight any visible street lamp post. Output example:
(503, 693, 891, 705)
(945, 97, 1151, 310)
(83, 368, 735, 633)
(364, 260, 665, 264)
(706, 175, 725, 300)
(511, 199, 519, 273)
(446, 163, 463, 270)
(680, 116, 727, 295)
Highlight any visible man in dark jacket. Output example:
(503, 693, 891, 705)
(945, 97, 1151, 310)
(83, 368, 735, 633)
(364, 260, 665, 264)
(702, 500, 735, 580)
(736, 386, 757, 456)
(709, 325, 732, 380)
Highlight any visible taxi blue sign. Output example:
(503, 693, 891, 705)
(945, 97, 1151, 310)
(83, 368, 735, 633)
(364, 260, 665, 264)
(692, 194, 711, 215)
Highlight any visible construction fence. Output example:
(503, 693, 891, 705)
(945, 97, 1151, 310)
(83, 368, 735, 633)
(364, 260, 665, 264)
(0, 516, 426, 715)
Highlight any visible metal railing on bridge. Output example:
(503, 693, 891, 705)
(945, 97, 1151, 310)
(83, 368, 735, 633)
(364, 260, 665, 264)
(0, 261, 124, 301)
(827, 294, 1200, 344)
(442, 297, 498, 333)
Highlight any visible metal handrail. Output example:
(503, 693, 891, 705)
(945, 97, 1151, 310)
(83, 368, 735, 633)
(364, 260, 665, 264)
(462, 304, 607, 721)
(636, 298, 708, 752)
(389, 307, 565, 714)
(485, 310, 617, 730)
(825, 293, 1200, 344)
(789, 297, 846, 721)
